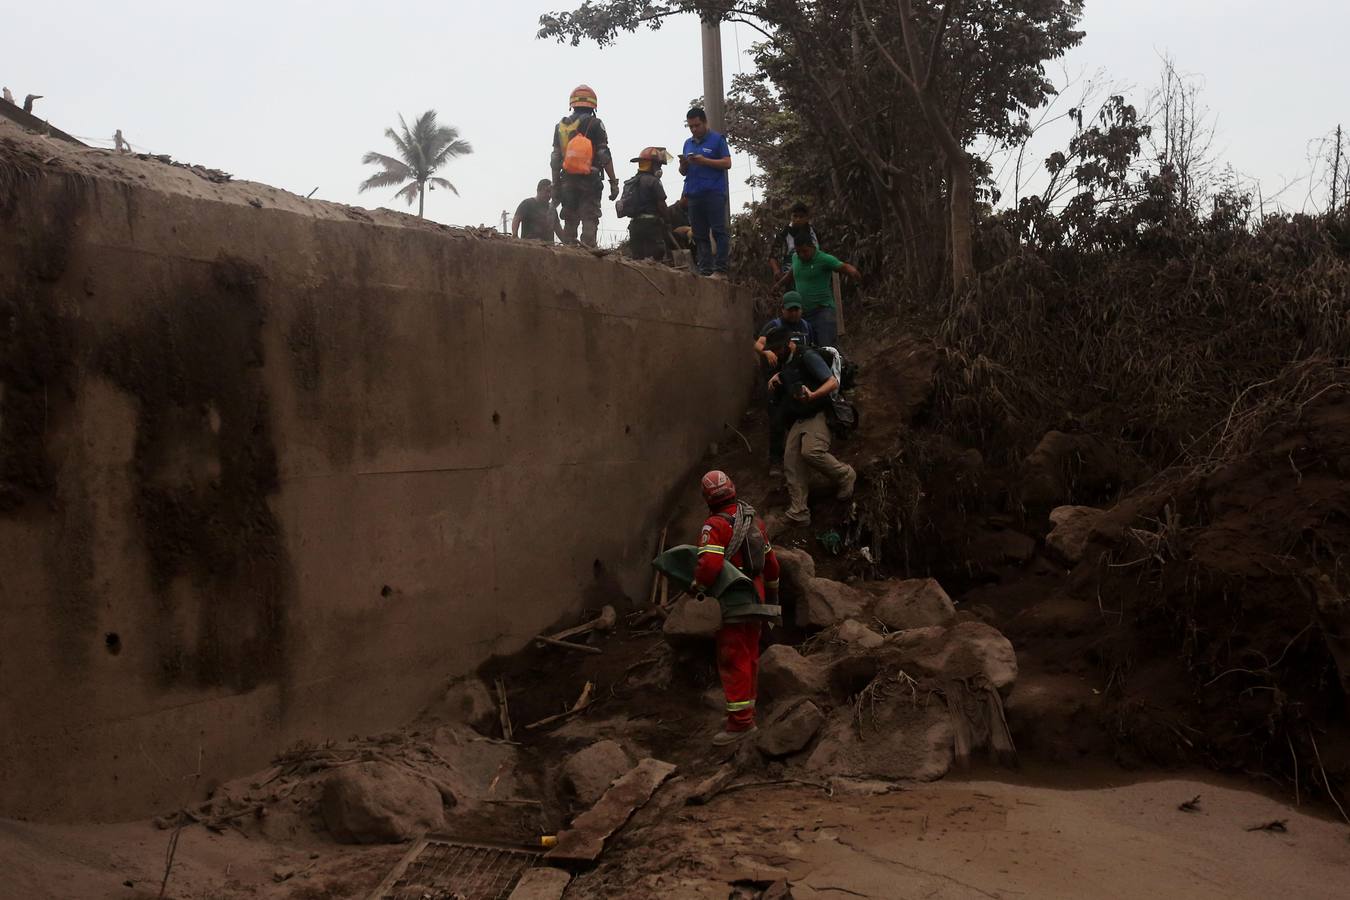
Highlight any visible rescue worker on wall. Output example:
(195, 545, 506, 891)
(691, 471, 781, 745)
(549, 84, 619, 248)
(619, 147, 672, 261)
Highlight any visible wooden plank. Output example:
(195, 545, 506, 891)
(544, 758, 677, 863)
(365, 836, 429, 899)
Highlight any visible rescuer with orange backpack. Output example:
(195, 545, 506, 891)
(550, 84, 619, 248)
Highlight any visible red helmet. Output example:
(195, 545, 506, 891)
(701, 470, 736, 506)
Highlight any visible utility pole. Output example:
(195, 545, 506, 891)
(701, 16, 731, 236)
(700, 17, 725, 133)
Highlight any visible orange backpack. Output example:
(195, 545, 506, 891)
(561, 117, 595, 176)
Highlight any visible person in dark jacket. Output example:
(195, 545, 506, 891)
(622, 147, 671, 261)
(754, 293, 815, 472)
(765, 329, 856, 526)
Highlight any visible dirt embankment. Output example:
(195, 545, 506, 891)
(808, 330, 1350, 817)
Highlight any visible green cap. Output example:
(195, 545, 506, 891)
(782, 291, 804, 310)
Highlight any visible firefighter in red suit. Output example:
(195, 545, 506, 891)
(692, 470, 782, 746)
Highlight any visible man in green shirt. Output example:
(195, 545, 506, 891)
(789, 235, 861, 347)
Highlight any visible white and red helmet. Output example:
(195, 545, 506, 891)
(701, 470, 736, 506)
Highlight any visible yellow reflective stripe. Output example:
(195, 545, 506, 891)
(766, 579, 780, 589)
(698, 545, 726, 555)
(725, 699, 756, 711)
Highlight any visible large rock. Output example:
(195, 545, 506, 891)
(757, 700, 825, 757)
(804, 705, 954, 782)
(424, 677, 498, 734)
(873, 579, 956, 631)
(1022, 431, 1124, 508)
(888, 620, 1017, 692)
(663, 595, 722, 640)
(797, 577, 867, 628)
(774, 547, 816, 588)
(321, 762, 446, 844)
(1046, 505, 1104, 565)
(835, 619, 884, 650)
(561, 740, 633, 807)
(759, 644, 827, 700)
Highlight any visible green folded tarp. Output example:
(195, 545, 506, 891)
(652, 544, 781, 623)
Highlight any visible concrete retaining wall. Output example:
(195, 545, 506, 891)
(0, 124, 752, 822)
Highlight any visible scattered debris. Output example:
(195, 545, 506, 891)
(1179, 795, 1202, 812)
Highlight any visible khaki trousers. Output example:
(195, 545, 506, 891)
(784, 412, 851, 520)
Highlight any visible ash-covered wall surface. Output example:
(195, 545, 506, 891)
(0, 122, 753, 823)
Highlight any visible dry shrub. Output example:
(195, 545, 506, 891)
(931, 215, 1350, 474)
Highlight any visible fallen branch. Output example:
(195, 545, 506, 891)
(647, 527, 668, 607)
(526, 683, 597, 731)
(1245, 819, 1288, 833)
(495, 677, 514, 742)
(719, 778, 833, 798)
(534, 635, 603, 655)
(544, 606, 617, 643)
(524, 701, 593, 731)
(572, 681, 595, 710)
(724, 421, 754, 455)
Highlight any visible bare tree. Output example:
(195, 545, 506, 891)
(1146, 54, 1218, 214)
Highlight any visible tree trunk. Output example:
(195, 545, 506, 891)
(947, 154, 975, 295)
(418, 182, 425, 218)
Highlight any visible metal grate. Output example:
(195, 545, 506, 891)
(369, 836, 541, 900)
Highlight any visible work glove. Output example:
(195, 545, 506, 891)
(609, 177, 620, 201)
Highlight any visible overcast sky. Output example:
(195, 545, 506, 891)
(6, 1, 1346, 241)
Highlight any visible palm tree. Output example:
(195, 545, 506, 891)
(359, 110, 472, 218)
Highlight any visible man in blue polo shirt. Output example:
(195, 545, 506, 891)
(679, 106, 733, 276)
